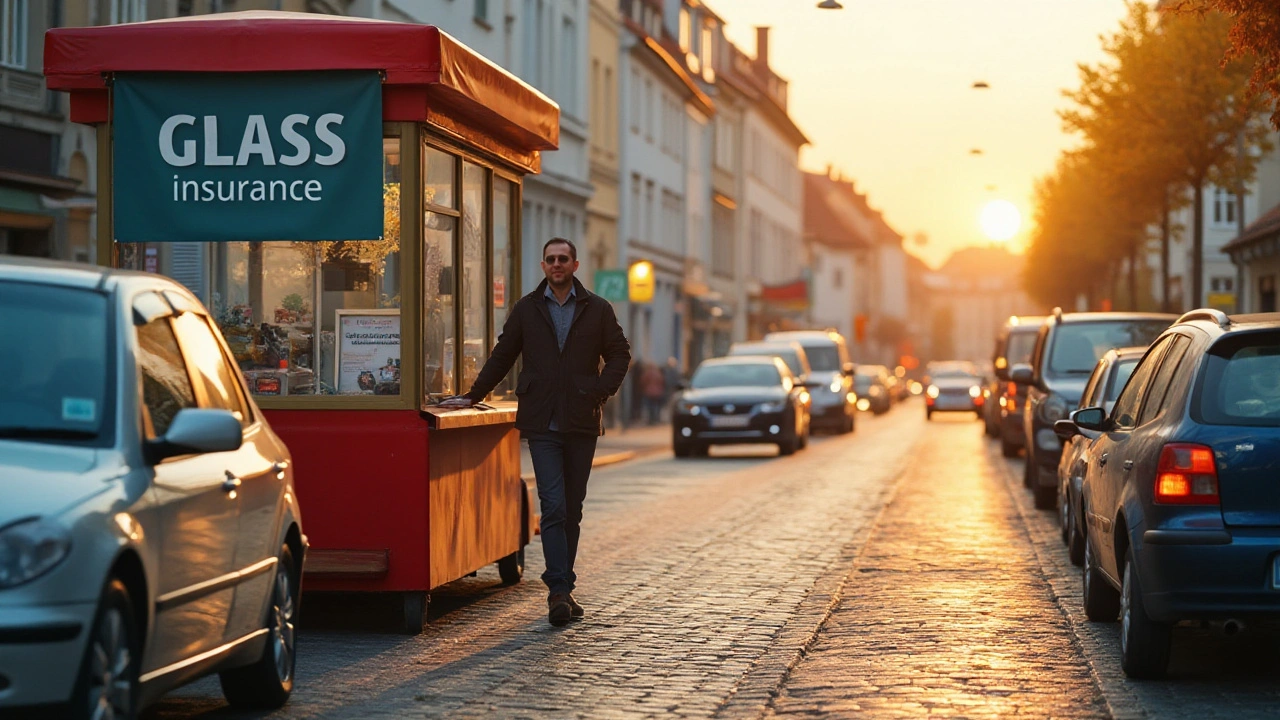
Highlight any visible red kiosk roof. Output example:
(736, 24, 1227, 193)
(44, 11, 559, 171)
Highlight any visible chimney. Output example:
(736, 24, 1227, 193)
(755, 26, 770, 67)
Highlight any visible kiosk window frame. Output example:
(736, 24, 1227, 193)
(420, 133, 522, 408)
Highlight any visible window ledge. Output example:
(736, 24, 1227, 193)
(473, 16, 493, 31)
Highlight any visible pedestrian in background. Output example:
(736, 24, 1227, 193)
(641, 361, 666, 424)
(439, 237, 631, 627)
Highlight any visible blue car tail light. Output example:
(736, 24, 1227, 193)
(1155, 443, 1220, 505)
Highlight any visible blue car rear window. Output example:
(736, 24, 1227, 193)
(1197, 333, 1280, 427)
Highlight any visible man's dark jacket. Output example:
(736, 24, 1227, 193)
(464, 277, 631, 436)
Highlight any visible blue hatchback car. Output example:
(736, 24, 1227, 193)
(1062, 309, 1280, 678)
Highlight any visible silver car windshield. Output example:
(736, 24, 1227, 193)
(803, 345, 841, 372)
(1049, 321, 1168, 375)
(0, 281, 111, 445)
(692, 364, 782, 389)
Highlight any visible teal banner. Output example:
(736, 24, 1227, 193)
(113, 72, 383, 243)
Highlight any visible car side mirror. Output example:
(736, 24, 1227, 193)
(675, 380, 689, 391)
(147, 408, 243, 464)
(1053, 418, 1079, 440)
(1070, 407, 1107, 432)
(842, 362, 855, 377)
(1009, 363, 1034, 386)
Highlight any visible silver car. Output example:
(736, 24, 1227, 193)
(0, 258, 305, 718)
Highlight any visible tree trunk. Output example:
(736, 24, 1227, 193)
(1192, 179, 1205, 309)
(1161, 187, 1171, 313)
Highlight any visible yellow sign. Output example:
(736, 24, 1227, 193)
(628, 260, 654, 304)
(1207, 293, 1236, 313)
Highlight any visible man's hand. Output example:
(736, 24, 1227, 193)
(437, 395, 475, 408)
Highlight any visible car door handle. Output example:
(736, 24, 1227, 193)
(1099, 453, 1109, 467)
(1123, 460, 1134, 472)
(222, 471, 242, 493)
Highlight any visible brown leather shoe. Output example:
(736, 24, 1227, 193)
(547, 593, 572, 627)
(567, 594, 584, 619)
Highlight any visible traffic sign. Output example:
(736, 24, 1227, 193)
(594, 269, 628, 302)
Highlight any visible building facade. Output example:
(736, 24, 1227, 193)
(730, 29, 806, 339)
(585, 0, 621, 291)
(1, 0, 110, 263)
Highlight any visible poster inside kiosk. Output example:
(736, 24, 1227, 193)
(335, 309, 401, 395)
(111, 71, 383, 243)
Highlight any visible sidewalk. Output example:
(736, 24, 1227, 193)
(519, 422, 671, 481)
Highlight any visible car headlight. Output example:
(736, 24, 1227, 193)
(969, 386, 981, 398)
(0, 518, 72, 589)
(1039, 394, 1069, 423)
(926, 385, 940, 399)
(758, 401, 785, 413)
(676, 400, 702, 415)
(828, 378, 843, 393)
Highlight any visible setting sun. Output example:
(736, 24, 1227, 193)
(980, 199, 1022, 242)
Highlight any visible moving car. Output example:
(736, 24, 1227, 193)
(727, 340, 812, 383)
(672, 355, 813, 457)
(854, 365, 893, 414)
(1062, 310, 1280, 678)
(1012, 309, 1175, 509)
(763, 330, 856, 434)
(1054, 346, 1143, 566)
(924, 361, 985, 420)
(0, 258, 305, 717)
(986, 316, 1046, 455)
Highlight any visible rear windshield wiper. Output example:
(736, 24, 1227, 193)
(0, 426, 99, 440)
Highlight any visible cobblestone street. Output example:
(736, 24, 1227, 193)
(146, 403, 1280, 719)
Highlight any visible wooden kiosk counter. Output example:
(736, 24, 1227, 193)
(45, 12, 559, 631)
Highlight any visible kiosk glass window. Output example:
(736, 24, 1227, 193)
(461, 161, 487, 395)
(193, 137, 403, 397)
(424, 212, 455, 396)
(423, 144, 458, 399)
(491, 177, 515, 400)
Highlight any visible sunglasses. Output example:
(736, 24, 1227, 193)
(544, 254, 574, 265)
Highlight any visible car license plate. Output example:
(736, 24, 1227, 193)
(710, 415, 750, 428)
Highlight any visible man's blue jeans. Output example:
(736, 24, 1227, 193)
(524, 430, 598, 595)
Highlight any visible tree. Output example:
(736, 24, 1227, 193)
(1058, 2, 1271, 308)
(1177, 0, 1280, 129)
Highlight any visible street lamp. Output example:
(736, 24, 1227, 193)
(817, 0, 843, 8)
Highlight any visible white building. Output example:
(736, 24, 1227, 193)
(727, 30, 807, 339)
(1151, 128, 1280, 313)
(616, 0, 711, 367)
(378, 0, 592, 293)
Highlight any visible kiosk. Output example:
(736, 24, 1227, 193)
(44, 11, 558, 631)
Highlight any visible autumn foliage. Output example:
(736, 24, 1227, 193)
(1024, 2, 1271, 311)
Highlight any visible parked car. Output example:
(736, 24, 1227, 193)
(764, 330, 856, 434)
(1054, 346, 1144, 566)
(1012, 309, 1175, 509)
(0, 258, 305, 717)
(854, 365, 893, 414)
(1062, 309, 1280, 678)
(987, 316, 1046, 457)
(727, 340, 812, 383)
(672, 355, 814, 457)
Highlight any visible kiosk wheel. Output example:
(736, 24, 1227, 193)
(498, 546, 525, 585)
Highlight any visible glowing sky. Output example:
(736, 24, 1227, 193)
(713, 0, 1131, 268)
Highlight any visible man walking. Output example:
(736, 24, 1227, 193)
(439, 238, 631, 626)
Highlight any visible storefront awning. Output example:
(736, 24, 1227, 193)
(43, 11, 559, 172)
(0, 186, 59, 230)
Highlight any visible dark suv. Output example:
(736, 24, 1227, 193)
(1062, 310, 1280, 678)
(1011, 309, 1175, 509)
(987, 315, 1046, 457)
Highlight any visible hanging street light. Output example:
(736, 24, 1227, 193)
(817, 0, 843, 8)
